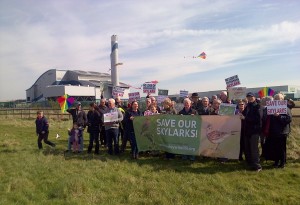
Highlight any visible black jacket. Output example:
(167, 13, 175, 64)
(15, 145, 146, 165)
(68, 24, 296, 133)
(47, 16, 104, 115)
(87, 110, 102, 133)
(265, 108, 292, 136)
(124, 109, 142, 132)
(242, 101, 261, 136)
(35, 116, 49, 134)
(179, 107, 198, 115)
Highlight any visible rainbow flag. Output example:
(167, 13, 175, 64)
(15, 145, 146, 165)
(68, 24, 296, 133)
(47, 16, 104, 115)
(198, 52, 206, 59)
(258, 87, 275, 98)
(57, 94, 75, 113)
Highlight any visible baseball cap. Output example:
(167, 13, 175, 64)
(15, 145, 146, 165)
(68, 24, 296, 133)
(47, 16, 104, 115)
(246, 92, 255, 97)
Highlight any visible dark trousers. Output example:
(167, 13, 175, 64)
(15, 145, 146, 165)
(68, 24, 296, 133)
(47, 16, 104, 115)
(273, 135, 287, 166)
(37, 132, 55, 149)
(239, 133, 245, 160)
(88, 131, 100, 154)
(128, 131, 138, 156)
(120, 130, 132, 152)
(244, 134, 261, 170)
(100, 126, 106, 146)
(106, 128, 119, 155)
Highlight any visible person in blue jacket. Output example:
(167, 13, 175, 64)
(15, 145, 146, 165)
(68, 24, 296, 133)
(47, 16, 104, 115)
(35, 111, 55, 149)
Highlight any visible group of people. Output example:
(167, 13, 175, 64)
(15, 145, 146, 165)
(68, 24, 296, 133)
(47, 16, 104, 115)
(35, 91, 294, 171)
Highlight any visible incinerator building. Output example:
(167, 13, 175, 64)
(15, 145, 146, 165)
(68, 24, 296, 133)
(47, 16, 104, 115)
(26, 69, 130, 102)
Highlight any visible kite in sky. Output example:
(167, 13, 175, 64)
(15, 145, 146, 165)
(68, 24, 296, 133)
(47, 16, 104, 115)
(258, 87, 275, 98)
(57, 94, 75, 113)
(184, 52, 207, 59)
(198, 52, 207, 59)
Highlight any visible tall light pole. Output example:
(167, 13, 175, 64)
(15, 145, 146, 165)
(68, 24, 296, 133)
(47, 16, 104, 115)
(110, 35, 120, 87)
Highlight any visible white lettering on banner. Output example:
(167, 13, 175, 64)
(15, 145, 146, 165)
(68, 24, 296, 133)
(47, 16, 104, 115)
(156, 127, 198, 138)
(266, 100, 287, 115)
(156, 118, 198, 138)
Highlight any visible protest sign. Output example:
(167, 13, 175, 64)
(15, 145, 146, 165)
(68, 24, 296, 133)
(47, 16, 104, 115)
(104, 111, 118, 123)
(112, 86, 125, 97)
(266, 100, 287, 115)
(143, 83, 156, 93)
(225, 75, 240, 88)
(228, 87, 246, 100)
(157, 95, 167, 104)
(180, 90, 189, 97)
(133, 115, 241, 159)
(128, 92, 140, 102)
(218, 103, 236, 115)
(158, 89, 168, 96)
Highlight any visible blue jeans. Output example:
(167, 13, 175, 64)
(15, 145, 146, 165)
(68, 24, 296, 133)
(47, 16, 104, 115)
(105, 128, 119, 155)
(68, 134, 84, 152)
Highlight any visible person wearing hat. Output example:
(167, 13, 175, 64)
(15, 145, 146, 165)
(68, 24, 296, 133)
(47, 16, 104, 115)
(240, 92, 262, 171)
(66, 101, 87, 152)
(191, 92, 203, 113)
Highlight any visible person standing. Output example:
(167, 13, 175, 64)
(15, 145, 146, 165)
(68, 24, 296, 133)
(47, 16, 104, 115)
(262, 93, 292, 168)
(190, 93, 202, 112)
(104, 98, 123, 155)
(35, 111, 55, 149)
(66, 102, 87, 152)
(198, 97, 213, 115)
(241, 92, 262, 172)
(98, 98, 107, 147)
(235, 100, 246, 161)
(161, 98, 177, 159)
(124, 101, 142, 159)
(87, 102, 102, 154)
(179, 98, 198, 161)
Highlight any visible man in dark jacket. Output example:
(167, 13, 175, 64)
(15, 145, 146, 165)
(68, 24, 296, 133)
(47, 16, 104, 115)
(241, 92, 262, 172)
(98, 98, 108, 147)
(35, 111, 55, 149)
(87, 103, 102, 154)
(66, 102, 87, 152)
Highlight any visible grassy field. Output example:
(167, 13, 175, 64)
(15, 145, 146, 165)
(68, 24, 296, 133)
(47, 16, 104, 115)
(0, 118, 300, 205)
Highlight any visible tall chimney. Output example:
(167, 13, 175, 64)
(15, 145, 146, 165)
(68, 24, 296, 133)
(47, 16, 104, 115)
(110, 35, 119, 86)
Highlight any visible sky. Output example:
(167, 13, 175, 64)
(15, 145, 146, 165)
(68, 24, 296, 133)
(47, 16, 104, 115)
(0, 0, 300, 101)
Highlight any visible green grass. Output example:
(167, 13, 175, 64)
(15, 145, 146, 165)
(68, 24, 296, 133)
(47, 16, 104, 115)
(0, 119, 300, 205)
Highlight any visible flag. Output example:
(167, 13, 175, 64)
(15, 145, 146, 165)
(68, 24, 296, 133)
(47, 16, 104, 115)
(258, 87, 275, 98)
(57, 94, 75, 113)
(198, 52, 206, 59)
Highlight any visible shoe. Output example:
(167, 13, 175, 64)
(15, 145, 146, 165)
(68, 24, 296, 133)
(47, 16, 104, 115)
(278, 164, 285, 169)
(256, 168, 262, 172)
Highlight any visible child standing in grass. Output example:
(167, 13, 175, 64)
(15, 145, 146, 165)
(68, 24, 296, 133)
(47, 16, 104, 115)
(35, 111, 56, 149)
(68, 122, 83, 153)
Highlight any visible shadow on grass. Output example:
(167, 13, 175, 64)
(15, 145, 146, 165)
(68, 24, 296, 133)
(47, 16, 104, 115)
(39, 142, 299, 174)
(42, 145, 249, 174)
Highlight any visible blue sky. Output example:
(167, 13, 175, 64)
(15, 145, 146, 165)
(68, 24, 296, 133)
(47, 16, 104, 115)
(0, 0, 299, 101)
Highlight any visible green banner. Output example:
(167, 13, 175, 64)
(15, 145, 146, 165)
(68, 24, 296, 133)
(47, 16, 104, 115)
(133, 115, 241, 159)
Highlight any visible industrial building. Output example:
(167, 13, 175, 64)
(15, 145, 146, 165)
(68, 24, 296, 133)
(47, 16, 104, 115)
(168, 85, 300, 101)
(26, 69, 130, 102)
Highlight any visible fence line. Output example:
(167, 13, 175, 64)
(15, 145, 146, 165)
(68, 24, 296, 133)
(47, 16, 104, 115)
(1, 108, 299, 120)
(0, 108, 72, 120)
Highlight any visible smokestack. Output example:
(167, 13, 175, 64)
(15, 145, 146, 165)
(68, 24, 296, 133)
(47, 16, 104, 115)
(110, 35, 119, 86)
